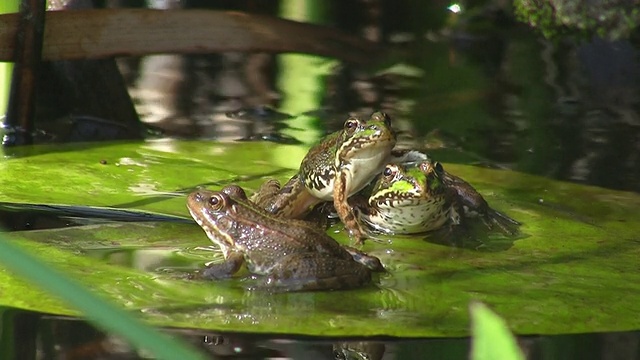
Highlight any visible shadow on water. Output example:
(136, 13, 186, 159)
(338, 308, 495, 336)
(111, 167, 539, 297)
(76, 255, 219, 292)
(417, 220, 525, 253)
(0, 202, 191, 231)
(2, 306, 639, 359)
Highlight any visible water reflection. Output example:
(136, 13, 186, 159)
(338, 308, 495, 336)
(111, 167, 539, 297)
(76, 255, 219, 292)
(4, 0, 637, 194)
(1, 306, 638, 359)
(123, 2, 640, 194)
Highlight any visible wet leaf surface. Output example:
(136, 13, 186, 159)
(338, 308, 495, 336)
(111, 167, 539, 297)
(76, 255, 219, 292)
(1, 140, 639, 337)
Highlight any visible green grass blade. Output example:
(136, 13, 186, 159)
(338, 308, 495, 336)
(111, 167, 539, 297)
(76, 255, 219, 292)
(0, 233, 206, 360)
(470, 302, 525, 360)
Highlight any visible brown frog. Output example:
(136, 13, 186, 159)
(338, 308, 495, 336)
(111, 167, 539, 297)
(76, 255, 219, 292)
(187, 186, 384, 291)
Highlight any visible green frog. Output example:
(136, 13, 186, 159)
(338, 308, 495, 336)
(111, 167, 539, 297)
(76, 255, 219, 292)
(253, 111, 396, 244)
(358, 159, 520, 235)
(187, 185, 384, 291)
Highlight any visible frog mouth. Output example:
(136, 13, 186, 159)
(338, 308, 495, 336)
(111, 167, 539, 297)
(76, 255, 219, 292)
(371, 196, 422, 209)
(188, 208, 203, 226)
(343, 138, 396, 165)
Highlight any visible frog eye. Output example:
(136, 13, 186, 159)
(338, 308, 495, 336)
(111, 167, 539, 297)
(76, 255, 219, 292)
(344, 117, 359, 132)
(208, 194, 225, 210)
(434, 161, 444, 173)
(372, 111, 392, 127)
(383, 164, 398, 178)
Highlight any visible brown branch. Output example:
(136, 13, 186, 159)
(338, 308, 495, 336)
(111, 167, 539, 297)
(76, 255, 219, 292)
(0, 9, 381, 64)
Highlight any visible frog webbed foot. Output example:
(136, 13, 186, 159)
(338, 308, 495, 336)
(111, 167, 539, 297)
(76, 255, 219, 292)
(357, 228, 391, 244)
(480, 208, 521, 235)
(342, 246, 385, 272)
(343, 207, 378, 245)
(348, 224, 374, 246)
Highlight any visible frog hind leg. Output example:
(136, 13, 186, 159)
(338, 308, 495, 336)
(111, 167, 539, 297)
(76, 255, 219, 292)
(263, 253, 371, 292)
(256, 176, 321, 219)
(250, 179, 282, 207)
(443, 172, 521, 235)
(197, 251, 245, 280)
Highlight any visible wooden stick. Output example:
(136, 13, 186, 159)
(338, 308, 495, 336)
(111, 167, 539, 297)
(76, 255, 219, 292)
(0, 9, 381, 64)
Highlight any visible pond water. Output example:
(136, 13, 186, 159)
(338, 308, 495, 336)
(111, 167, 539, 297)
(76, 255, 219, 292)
(3, 305, 639, 359)
(2, 0, 640, 359)
(112, 2, 640, 194)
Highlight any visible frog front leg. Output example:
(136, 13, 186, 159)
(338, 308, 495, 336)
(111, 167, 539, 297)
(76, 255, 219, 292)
(199, 251, 245, 280)
(333, 169, 368, 244)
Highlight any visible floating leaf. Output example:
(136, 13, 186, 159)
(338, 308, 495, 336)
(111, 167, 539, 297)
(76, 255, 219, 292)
(1, 140, 640, 337)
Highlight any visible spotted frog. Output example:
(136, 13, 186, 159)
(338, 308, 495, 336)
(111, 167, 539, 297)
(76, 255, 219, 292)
(187, 186, 384, 291)
(252, 111, 396, 243)
(358, 159, 520, 235)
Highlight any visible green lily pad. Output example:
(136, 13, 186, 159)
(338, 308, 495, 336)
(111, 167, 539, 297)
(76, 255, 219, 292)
(1, 140, 640, 337)
(0, 141, 296, 216)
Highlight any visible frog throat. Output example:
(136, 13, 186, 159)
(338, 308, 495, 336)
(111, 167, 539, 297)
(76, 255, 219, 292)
(188, 208, 235, 257)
